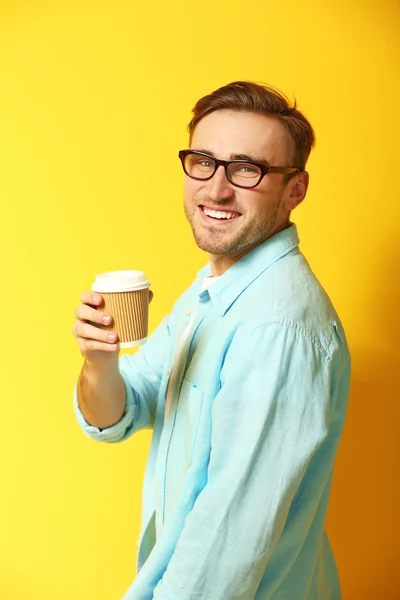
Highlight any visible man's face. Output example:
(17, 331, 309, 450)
(183, 110, 304, 268)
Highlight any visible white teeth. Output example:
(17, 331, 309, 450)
(203, 207, 238, 220)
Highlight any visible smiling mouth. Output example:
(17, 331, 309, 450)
(199, 205, 241, 221)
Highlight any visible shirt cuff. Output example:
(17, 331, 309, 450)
(73, 371, 137, 443)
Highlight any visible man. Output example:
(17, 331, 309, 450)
(72, 81, 351, 599)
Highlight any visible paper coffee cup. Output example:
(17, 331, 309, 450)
(92, 270, 151, 348)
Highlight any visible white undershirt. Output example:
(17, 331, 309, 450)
(164, 276, 220, 421)
(200, 275, 220, 293)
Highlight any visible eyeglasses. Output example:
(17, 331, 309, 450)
(178, 150, 301, 189)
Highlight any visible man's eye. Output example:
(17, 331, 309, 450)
(238, 164, 258, 173)
(230, 163, 261, 177)
(197, 160, 213, 168)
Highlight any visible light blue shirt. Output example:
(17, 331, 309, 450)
(74, 224, 351, 600)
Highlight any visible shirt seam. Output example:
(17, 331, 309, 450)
(240, 317, 334, 360)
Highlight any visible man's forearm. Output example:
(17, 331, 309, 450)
(77, 357, 126, 429)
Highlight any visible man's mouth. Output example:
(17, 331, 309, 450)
(199, 205, 241, 221)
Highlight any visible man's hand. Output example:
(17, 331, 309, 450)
(72, 290, 154, 366)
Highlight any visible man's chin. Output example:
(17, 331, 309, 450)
(193, 234, 242, 256)
(189, 220, 247, 255)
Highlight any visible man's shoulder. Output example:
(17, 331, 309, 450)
(272, 251, 337, 319)
(237, 250, 347, 358)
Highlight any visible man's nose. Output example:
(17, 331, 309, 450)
(205, 165, 235, 201)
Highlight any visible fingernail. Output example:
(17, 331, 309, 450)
(107, 333, 116, 342)
(92, 294, 99, 304)
(102, 315, 111, 324)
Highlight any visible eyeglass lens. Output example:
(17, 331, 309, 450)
(184, 153, 262, 187)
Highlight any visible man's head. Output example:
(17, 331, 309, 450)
(181, 81, 315, 274)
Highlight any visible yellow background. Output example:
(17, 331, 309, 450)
(0, 1, 398, 598)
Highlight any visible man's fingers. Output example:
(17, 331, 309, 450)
(75, 304, 112, 325)
(80, 291, 104, 307)
(78, 339, 120, 353)
(75, 322, 117, 344)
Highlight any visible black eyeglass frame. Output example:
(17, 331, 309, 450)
(179, 149, 302, 189)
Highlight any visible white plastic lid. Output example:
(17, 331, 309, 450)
(92, 270, 150, 293)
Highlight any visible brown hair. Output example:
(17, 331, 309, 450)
(188, 81, 316, 171)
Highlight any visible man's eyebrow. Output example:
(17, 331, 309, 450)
(231, 153, 271, 166)
(192, 148, 217, 157)
(191, 148, 271, 167)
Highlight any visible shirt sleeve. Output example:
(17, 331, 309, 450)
(153, 320, 333, 600)
(74, 314, 172, 443)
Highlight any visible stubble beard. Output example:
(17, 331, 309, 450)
(184, 196, 282, 256)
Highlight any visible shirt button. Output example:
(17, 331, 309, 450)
(185, 308, 191, 316)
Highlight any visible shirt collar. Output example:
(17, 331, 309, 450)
(196, 223, 300, 317)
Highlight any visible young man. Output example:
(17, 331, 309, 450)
(73, 81, 351, 600)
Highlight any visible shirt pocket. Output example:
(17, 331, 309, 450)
(175, 378, 204, 467)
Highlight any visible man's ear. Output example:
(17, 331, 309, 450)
(284, 171, 309, 211)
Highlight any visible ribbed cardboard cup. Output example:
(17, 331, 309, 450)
(92, 270, 150, 348)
